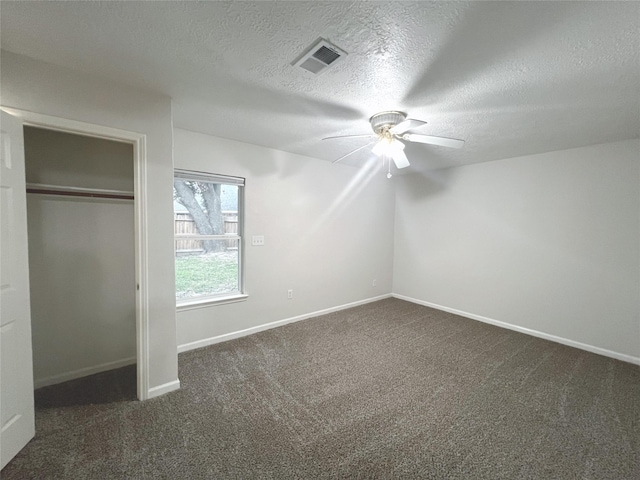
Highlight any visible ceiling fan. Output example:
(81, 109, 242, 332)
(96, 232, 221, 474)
(322, 111, 465, 177)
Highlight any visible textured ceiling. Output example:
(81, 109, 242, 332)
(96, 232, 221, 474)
(2, 1, 639, 172)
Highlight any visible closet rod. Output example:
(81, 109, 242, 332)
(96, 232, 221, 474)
(26, 183, 134, 200)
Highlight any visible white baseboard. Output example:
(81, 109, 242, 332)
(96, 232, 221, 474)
(393, 293, 640, 366)
(178, 294, 392, 353)
(147, 379, 181, 399)
(34, 356, 137, 389)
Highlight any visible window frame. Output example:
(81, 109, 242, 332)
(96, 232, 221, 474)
(173, 169, 247, 309)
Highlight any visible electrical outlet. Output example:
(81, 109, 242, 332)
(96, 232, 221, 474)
(372, 279, 377, 287)
(287, 289, 293, 299)
(252, 235, 265, 246)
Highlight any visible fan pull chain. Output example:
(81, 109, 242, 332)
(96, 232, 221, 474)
(387, 158, 392, 179)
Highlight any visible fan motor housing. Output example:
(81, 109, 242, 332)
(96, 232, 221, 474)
(369, 111, 407, 134)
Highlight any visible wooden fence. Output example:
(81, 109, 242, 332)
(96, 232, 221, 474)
(175, 211, 238, 253)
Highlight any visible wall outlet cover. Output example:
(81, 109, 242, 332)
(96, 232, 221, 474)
(252, 235, 265, 246)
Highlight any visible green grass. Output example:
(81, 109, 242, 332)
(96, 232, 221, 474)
(175, 252, 239, 299)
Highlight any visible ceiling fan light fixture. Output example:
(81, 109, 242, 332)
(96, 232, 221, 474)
(372, 137, 410, 170)
(372, 137, 404, 157)
(369, 111, 407, 134)
(372, 138, 389, 157)
(323, 110, 464, 175)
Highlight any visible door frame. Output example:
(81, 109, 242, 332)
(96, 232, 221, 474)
(1, 107, 150, 400)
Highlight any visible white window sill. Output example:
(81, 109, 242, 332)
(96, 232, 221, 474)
(176, 293, 248, 312)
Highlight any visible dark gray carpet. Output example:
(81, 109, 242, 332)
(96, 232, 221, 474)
(3, 298, 639, 479)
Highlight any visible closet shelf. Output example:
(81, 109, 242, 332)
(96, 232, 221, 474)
(26, 183, 134, 200)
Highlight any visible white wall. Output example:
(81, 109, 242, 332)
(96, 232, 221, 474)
(1, 50, 178, 393)
(25, 126, 134, 191)
(393, 140, 640, 361)
(174, 129, 395, 348)
(25, 127, 136, 387)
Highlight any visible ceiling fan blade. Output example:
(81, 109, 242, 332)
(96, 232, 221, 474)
(322, 133, 376, 141)
(390, 119, 427, 135)
(331, 141, 377, 164)
(391, 148, 410, 169)
(402, 133, 465, 149)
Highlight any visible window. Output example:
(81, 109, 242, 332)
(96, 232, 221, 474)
(174, 169, 245, 307)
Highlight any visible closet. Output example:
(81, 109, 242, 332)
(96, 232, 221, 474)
(24, 126, 136, 388)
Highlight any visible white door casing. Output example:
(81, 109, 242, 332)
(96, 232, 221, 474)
(1, 106, 153, 401)
(0, 110, 35, 468)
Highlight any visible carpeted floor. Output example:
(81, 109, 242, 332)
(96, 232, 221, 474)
(3, 298, 639, 479)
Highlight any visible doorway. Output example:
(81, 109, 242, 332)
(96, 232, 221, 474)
(4, 107, 151, 401)
(24, 126, 136, 391)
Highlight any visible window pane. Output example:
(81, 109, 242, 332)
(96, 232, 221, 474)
(173, 173, 243, 303)
(173, 180, 238, 236)
(175, 239, 239, 300)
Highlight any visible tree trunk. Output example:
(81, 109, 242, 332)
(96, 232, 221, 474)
(201, 183, 223, 236)
(173, 179, 223, 252)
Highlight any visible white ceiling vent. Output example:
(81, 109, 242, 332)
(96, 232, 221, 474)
(292, 39, 347, 75)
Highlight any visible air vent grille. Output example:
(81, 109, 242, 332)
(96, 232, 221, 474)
(312, 45, 341, 65)
(292, 39, 347, 75)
